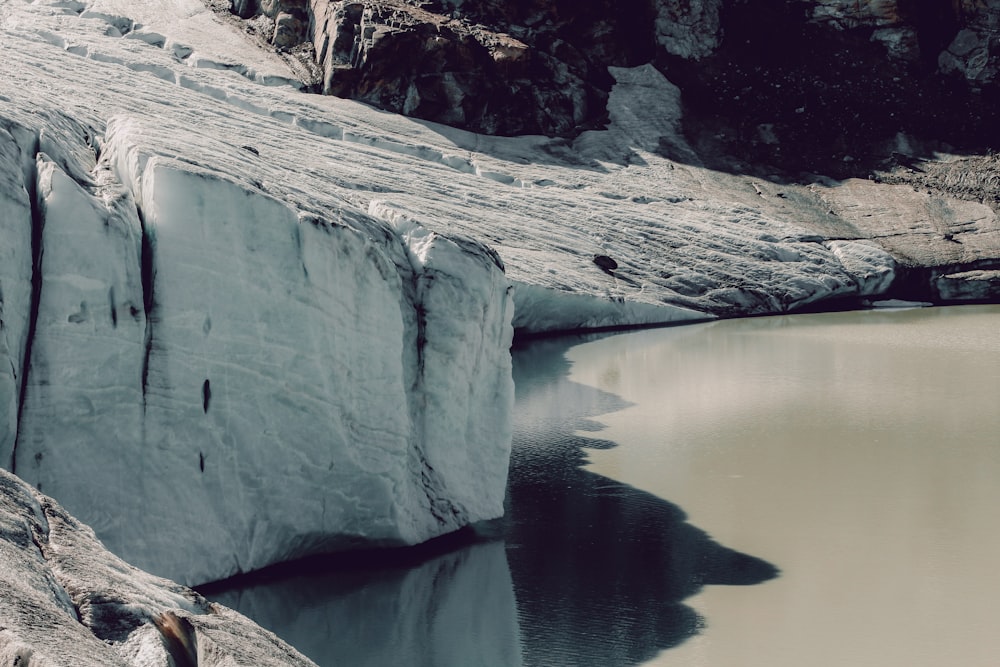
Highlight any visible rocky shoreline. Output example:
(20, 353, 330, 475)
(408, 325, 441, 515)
(0, 468, 317, 666)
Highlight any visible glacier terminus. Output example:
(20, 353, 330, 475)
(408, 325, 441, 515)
(2, 0, 1000, 592)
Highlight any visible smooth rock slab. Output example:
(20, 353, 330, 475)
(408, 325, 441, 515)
(0, 467, 316, 666)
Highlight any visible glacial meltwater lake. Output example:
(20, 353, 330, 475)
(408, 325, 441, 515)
(203, 304, 1000, 666)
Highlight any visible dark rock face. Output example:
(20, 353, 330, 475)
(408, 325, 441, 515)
(229, 0, 653, 135)
(668, 0, 1000, 177)
(306, 0, 612, 136)
(229, 0, 1000, 168)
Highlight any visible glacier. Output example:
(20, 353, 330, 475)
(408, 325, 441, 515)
(2, 0, 1000, 588)
(1, 0, 515, 585)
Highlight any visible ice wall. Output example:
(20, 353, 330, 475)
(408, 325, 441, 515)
(2, 113, 513, 586)
(0, 124, 36, 469)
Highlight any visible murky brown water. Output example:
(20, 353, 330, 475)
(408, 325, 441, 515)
(568, 305, 1000, 666)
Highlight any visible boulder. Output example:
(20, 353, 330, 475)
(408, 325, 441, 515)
(0, 468, 316, 666)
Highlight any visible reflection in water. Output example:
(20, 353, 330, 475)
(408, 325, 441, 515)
(570, 305, 1000, 667)
(506, 336, 778, 667)
(204, 539, 522, 667)
(200, 331, 778, 666)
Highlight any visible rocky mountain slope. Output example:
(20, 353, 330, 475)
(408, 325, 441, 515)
(226, 0, 1000, 313)
(233, 1, 1000, 169)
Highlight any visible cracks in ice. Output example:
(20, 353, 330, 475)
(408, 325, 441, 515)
(388, 225, 467, 528)
(11, 134, 44, 476)
(413, 300, 428, 379)
(138, 206, 156, 410)
(400, 255, 469, 529)
(417, 448, 463, 528)
(30, 6, 533, 189)
(42, 6, 303, 90)
(108, 285, 118, 328)
(201, 379, 211, 414)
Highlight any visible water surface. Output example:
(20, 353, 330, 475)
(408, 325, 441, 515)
(569, 305, 1000, 666)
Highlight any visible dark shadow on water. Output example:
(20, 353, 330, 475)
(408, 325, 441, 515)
(198, 332, 778, 667)
(506, 335, 779, 667)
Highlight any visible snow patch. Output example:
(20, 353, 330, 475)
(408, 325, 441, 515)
(828, 240, 898, 296)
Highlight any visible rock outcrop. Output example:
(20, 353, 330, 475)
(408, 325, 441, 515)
(228, 0, 1000, 172)
(304, 0, 606, 136)
(0, 468, 316, 666)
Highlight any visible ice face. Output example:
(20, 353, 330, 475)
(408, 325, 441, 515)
(0, 2, 515, 584)
(9, 114, 514, 585)
(0, 125, 36, 468)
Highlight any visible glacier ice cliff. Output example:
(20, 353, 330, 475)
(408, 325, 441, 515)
(1, 0, 1000, 590)
(1, 0, 514, 586)
(0, 467, 317, 666)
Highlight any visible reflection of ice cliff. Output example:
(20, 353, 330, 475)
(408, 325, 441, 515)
(206, 541, 522, 667)
(506, 337, 778, 666)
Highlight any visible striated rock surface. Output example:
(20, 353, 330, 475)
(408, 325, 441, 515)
(0, 467, 316, 666)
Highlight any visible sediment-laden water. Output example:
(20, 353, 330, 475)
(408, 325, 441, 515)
(569, 304, 1000, 666)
